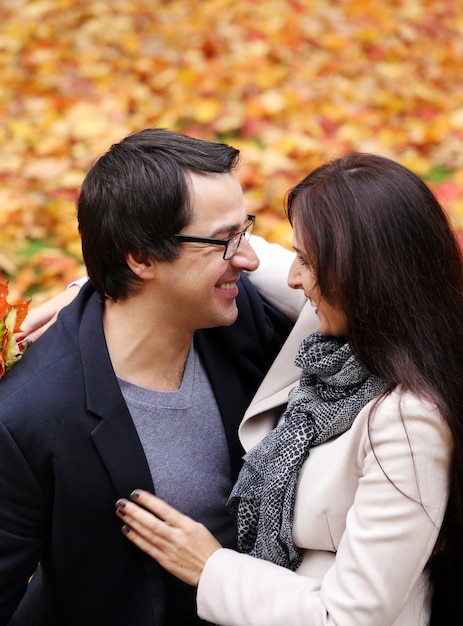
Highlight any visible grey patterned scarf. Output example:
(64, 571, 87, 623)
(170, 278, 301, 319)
(227, 332, 389, 571)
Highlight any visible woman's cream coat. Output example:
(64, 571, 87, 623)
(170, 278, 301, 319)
(196, 238, 452, 626)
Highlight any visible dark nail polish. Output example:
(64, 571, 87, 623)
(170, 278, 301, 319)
(130, 490, 140, 499)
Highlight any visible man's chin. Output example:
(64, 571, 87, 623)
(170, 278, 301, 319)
(205, 305, 239, 329)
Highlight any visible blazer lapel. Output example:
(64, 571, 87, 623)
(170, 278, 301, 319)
(79, 291, 154, 497)
(195, 331, 246, 480)
(90, 405, 155, 497)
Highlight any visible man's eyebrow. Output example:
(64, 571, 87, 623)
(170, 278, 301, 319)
(209, 218, 247, 238)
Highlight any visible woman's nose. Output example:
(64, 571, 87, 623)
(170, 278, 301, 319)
(287, 257, 302, 290)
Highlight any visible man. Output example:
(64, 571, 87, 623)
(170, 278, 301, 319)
(0, 129, 302, 625)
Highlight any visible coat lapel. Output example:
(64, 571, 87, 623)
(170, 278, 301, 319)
(240, 302, 318, 450)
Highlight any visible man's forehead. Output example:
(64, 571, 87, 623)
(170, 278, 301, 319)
(187, 171, 246, 230)
(187, 169, 240, 189)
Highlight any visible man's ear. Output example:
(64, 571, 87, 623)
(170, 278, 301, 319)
(126, 253, 157, 280)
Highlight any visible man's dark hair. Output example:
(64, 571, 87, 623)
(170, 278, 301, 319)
(78, 128, 240, 300)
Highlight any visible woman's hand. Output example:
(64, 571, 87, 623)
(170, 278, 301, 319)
(115, 490, 222, 586)
(17, 285, 80, 344)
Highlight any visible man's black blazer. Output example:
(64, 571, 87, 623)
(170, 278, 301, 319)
(0, 276, 291, 626)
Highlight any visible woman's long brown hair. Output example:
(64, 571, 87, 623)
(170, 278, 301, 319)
(287, 153, 463, 625)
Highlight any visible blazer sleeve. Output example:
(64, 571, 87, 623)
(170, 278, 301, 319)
(196, 394, 451, 626)
(0, 420, 50, 624)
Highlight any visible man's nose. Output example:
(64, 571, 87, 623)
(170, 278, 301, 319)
(230, 236, 260, 272)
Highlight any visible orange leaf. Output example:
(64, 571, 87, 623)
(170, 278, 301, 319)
(0, 283, 8, 320)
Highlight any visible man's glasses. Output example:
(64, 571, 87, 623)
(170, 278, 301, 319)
(174, 215, 255, 260)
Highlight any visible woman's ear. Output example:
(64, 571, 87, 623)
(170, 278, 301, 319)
(126, 253, 157, 280)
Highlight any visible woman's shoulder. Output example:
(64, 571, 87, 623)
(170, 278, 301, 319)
(355, 386, 453, 461)
(372, 386, 443, 423)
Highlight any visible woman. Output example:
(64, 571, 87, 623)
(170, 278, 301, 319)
(115, 153, 463, 625)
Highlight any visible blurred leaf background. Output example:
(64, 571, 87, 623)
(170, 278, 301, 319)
(1, 0, 463, 305)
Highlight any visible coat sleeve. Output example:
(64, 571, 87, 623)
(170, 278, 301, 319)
(196, 395, 451, 626)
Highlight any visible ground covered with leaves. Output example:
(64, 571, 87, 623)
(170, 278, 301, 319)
(1, 0, 463, 303)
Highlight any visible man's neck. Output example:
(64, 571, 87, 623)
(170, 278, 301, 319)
(102, 295, 194, 392)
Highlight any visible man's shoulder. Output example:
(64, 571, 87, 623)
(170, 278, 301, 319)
(0, 284, 102, 407)
(235, 272, 279, 315)
(235, 273, 293, 334)
(235, 272, 258, 303)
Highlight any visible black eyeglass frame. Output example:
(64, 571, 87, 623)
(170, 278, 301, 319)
(174, 214, 255, 260)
